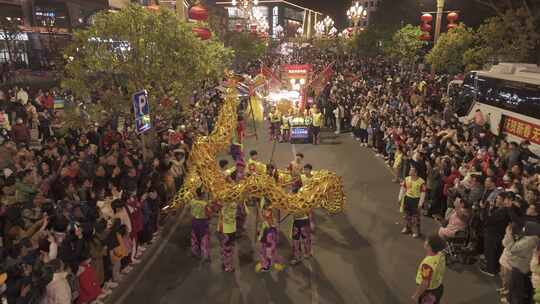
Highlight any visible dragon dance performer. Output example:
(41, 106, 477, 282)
(290, 164, 315, 266)
(280, 109, 293, 143)
(289, 153, 304, 193)
(217, 201, 238, 273)
(247, 150, 267, 175)
(256, 197, 284, 273)
(231, 159, 248, 237)
(301, 164, 316, 231)
(230, 115, 245, 162)
(268, 107, 281, 142)
(311, 106, 323, 145)
(189, 188, 213, 261)
(399, 166, 427, 238)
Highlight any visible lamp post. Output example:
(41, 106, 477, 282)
(433, 0, 445, 44)
(315, 16, 334, 37)
(346, 1, 367, 34)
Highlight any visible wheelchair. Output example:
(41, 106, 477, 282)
(443, 228, 475, 266)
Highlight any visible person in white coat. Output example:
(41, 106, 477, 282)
(43, 259, 72, 304)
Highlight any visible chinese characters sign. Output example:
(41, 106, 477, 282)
(282, 64, 312, 78)
(502, 115, 540, 144)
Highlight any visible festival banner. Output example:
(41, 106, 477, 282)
(282, 64, 312, 78)
(309, 63, 334, 97)
(502, 115, 540, 145)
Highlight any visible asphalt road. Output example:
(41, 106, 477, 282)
(116, 126, 500, 304)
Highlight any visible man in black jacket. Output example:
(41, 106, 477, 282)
(479, 191, 511, 277)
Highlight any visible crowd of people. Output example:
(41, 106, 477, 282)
(259, 46, 540, 303)
(2, 43, 540, 304)
(0, 83, 225, 304)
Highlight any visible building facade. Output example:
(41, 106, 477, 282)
(0, 0, 109, 67)
(215, 0, 322, 39)
(355, 0, 380, 29)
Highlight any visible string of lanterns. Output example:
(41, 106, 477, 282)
(419, 11, 459, 41)
(189, 2, 211, 40)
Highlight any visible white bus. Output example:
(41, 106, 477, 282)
(452, 63, 540, 153)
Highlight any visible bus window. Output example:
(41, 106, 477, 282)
(454, 72, 476, 116)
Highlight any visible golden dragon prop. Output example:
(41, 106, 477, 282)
(171, 78, 345, 215)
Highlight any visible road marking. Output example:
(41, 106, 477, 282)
(114, 207, 187, 304)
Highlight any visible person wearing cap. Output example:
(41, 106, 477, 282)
(412, 234, 447, 304)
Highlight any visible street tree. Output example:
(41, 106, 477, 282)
(225, 32, 267, 69)
(384, 24, 426, 67)
(426, 24, 475, 74)
(350, 27, 390, 57)
(474, 0, 540, 19)
(463, 8, 540, 70)
(61, 4, 233, 130)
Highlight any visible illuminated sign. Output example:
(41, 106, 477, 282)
(291, 126, 309, 139)
(132, 90, 152, 134)
(502, 115, 540, 144)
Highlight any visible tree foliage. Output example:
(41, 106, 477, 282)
(349, 27, 391, 57)
(224, 31, 267, 68)
(474, 0, 540, 19)
(463, 8, 540, 70)
(426, 24, 475, 74)
(384, 24, 426, 64)
(61, 4, 233, 129)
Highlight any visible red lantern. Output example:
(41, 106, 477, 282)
(419, 33, 432, 41)
(193, 27, 211, 40)
(447, 12, 459, 22)
(235, 23, 243, 32)
(420, 23, 432, 32)
(447, 23, 458, 30)
(189, 4, 209, 21)
(421, 13, 433, 23)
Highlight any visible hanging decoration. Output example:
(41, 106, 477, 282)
(419, 13, 433, 41)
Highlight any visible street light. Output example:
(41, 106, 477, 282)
(315, 16, 334, 37)
(346, 1, 367, 33)
(434, 0, 445, 43)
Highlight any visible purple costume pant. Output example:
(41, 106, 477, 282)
(219, 232, 235, 272)
(191, 218, 210, 259)
(236, 204, 247, 234)
(292, 219, 312, 259)
(260, 227, 283, 269)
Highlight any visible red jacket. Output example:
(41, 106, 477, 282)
(443, 170, 461, 197)
(11, 123, 30, 143)
(127, 198, 144, 238)
(41, 95, 54, 109)
(77, 262, 102, 303)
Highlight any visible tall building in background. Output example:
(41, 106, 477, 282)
(350, 0, 380, 29)
(0, 0, 109, 67)
(215, 0, 322, 39)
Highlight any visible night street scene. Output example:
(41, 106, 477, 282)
(1, 0, 540, 303)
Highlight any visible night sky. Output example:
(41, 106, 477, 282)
(290, 0, 350, 27)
